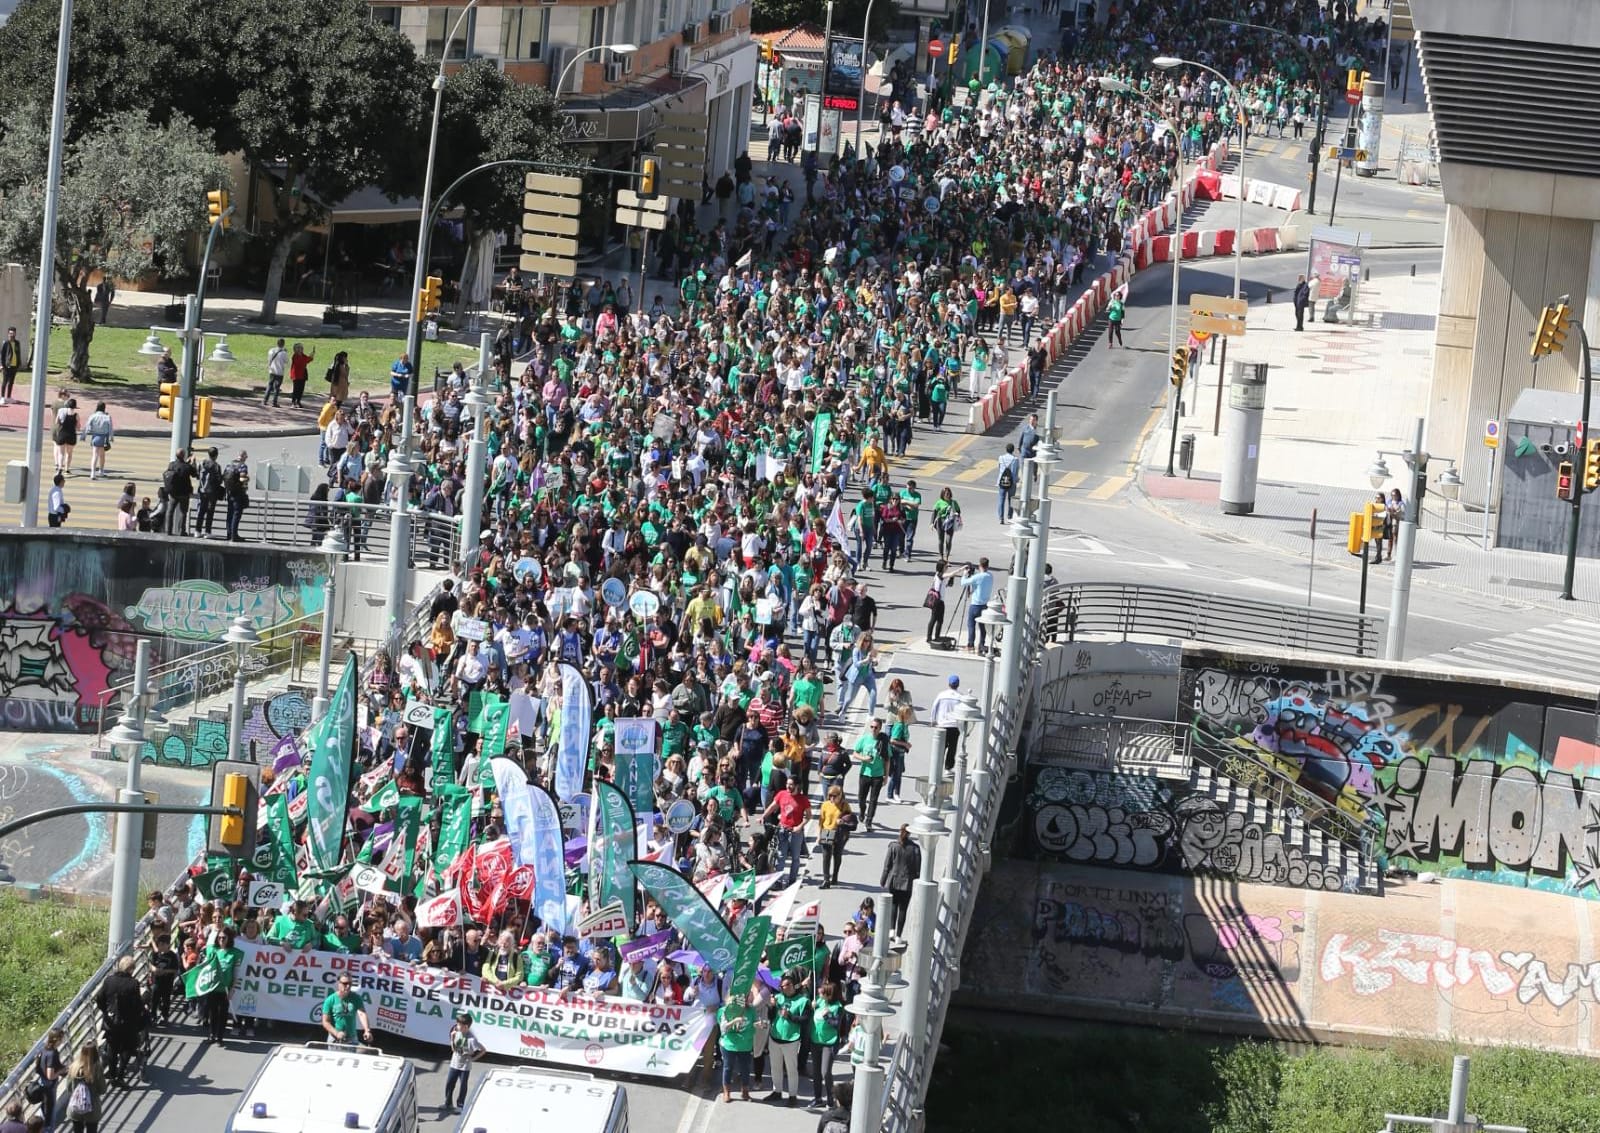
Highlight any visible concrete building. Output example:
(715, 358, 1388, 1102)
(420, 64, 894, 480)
(1412, 0, 1600, 512)
(373, 1, 758, 178)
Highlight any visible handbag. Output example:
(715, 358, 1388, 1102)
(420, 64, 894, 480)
(817, 827, 838, 847)
(24, 1077, 45, 1105)
(922, 586, 940, 609)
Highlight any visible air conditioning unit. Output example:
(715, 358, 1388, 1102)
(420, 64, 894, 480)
(605, 59, 623, 82)
(671, 46, 693, 74)
(548, 47, 573, 92)
(681, 21, 701, 43)
(708, 11, 731, 33)
(618, 51, 634, 74)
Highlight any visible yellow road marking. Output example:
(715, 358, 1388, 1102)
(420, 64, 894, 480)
(908, 459, 954, 478)
(1054, 471, 1091, 492)
(944, 432, 979, 457)
(954, 459, 995, 483)
(1088, 475, 1132, 501)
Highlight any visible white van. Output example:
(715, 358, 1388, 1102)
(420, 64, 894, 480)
(225, 1043, 418, 1133)
(454, 1068, 628, 1133)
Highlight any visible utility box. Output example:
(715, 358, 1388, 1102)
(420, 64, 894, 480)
(1220, 362, 1267, 515)
(3, 460, 26, 506)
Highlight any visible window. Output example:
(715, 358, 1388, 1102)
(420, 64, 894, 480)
(656, 0, 673, 40)
(615, 0, 638, 47)
(588, 6, 606, 49)
(424, 6, 472, 60)
(499, 6, 548, 60)
(370, 6, 401, 30)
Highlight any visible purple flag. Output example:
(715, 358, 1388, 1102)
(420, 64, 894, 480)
(620, 930, 675, 963)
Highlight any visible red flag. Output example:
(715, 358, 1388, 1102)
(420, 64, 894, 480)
(507, 865, 536, 900)
(460, 838, 513, 924)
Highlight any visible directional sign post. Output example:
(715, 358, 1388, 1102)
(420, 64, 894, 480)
(1326, 145, 1368, 163)
(654, 111, 708, 203)
(616, 188, 669, 231)
(1188, 294, 1248, 337)
(520, 171, 584, 279)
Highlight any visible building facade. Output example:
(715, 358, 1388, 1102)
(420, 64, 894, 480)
(373, 1, 757, 179)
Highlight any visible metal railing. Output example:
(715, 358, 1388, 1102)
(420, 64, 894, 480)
(92, 612, 324, 749)
(240, 497, 462, 567)
(1040, 582, 1383, 658)
(1035, 711, 1191, 778)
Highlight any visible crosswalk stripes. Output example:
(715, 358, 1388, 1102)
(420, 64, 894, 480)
(1087, 474, 1132, 501)
(1054, 471, 1091, 492)
(892, 452, 1133, 502)
(1413, 619, 1600, 685)
(953, 460, 995, 483)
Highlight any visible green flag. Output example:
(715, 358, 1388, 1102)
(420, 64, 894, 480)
(466, 690, 493, 733)
(729, 915, 772, 998)
(481, 700, 510, 760)
(772, 934, 826, 975)
(263, 793, 299, 889)
(434, 785, 473, 879)
(430, 708, 457, 787)
(727, 870, 757, 902)
(361, 779, 400, 815)
(810, 411, 834, 474)
(593, 782, 638, 924)
(183, 954, 226, 999)
(397, 796, 423, 890)
(629, 860, 739, 972)
(304, 656, 358, 873)
(194, 865, 237, 903)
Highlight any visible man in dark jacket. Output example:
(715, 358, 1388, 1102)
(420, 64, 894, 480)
(816, 1081, 852, 1133)
(879, 827, 922, 940)
(163, 451, 195, 535)
(1293, 274, 1312, 331)
(97, 955, 146, 1083)
(223, 451, 250, 541)
(195, 446, 224, 537)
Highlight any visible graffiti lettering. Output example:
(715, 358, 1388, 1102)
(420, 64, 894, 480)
(1091, 679, 1153, 711)
(1173, 797, 1342, 891)
(1032, 896, 1187, 962)
(125, 581, 296, 641)
(1499, 951, 1600, 1009)
(1318, 930, 1516, 997)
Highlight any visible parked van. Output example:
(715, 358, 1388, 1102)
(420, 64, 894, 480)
(454, 1067, 628, 1133)
(225, 1043, 418, 1133)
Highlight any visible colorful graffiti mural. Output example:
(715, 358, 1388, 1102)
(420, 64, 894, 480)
(1181, 648, 1600, 899)
(134, 689, 314, 771)
(0, 535, 328, 734)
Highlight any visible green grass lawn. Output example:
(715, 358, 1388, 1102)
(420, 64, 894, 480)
(47, 326, 477, 398)
(0, 893, 109, 1068)
(928, 1021, 1600, 1133)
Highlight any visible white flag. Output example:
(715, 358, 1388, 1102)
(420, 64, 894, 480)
(417, 891, 462, 928)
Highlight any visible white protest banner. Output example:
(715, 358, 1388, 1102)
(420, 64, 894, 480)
(228, 942, 713, 1077)
(577, 900, 629, 941)
(457, 617, 487, 642)
(246, 880, 286, 909)
(351, 864, 391, 896)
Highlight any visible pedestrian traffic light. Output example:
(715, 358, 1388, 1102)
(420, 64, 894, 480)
(158, 381, 179, 421)
(1557, 460, 1576, 501)
(1170, 347, 1189, 386)
(639, 156, 659, 198)
(417, 275, 443, 320)
(759, 42, 774, 64)
(1531, 302, 1572, 360)
(1346, 512, 1364, 555)
(206, 189, 231, 229)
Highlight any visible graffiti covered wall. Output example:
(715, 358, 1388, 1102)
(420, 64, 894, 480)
(0, 533, 328, 733)
(1181, 647, 1600, 899)
(962, 862, 1600, 1055)
(128, 688, 313, 771)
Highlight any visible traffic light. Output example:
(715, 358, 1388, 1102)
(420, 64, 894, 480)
(1557, 460, 1575, 501)
(417, 275, 443, 321)
(1362, 500, 1385, 543)
(206, 189, 231, 229)
(1170, 347, 1189, 386)
(194, 396, 214, 440)
(157, 380, 179, 421)
(1531, 302, 1572, 360)
(208, 760, 259, 857)
(948, 39, 959, 65)
(639, 156, 659, 198)
(1346, 512, 1364, 556)
(759, 41, 773, 64)
(1585, 439, 1600, 492)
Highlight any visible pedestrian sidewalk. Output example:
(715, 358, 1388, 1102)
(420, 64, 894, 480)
(1137, 262, 1600, 612)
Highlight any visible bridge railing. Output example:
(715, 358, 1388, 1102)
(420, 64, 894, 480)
(1039, 581, 1383, 658)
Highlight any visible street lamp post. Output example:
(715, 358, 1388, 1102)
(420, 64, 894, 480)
(387, 0, 482, 637)
(1155, 57, 1244, 301)
(1096, 77, 1185, 477)
(312, 526, 347, 724)
(555, 43, 640, 98)
(969, 605, 1007, 833)
(853, 0, 877, 159)
(899, 742, 948, 1058)
(223, 615, 260, 763)
(1365, 417, 1451, 662)
(103, 637, 151, 958)
(458, 332, 492, 569)
(846, 891, 898, 1133)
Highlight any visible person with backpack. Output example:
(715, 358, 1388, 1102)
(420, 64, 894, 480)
(1106, 290, 1125, 348)
(223, 451, 250, 542)
(28, 1028, 63, 1129)
(194, 447, 224, 537)
(161, 451, 194, 536)
(52, 396, 79, 477)
(64, 1039, 104, 1133)
(995, 443, 1020, 522)
(95, 956, 146, 1085)
(817, 1081, 853, 1133)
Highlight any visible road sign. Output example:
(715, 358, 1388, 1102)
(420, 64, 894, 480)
(929, 38, 944, 57)
(1188, 294, 1247, 337)
(616, 188, 668, 212)
(615, 206, 668, 230)
(1484, 419, 1500, 449)
(654, 111, 708, 202)
(1326, 145, 1368, 162)
(521, 170, 583, 278)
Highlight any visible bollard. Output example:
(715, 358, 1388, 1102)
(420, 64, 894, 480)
(1266, 289, 1273, 303)
(1410, 263, 1416, 277)
(1364, 266, 1371, 282)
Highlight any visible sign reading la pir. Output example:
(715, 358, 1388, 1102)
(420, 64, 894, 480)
(228, 942, 713, 1076)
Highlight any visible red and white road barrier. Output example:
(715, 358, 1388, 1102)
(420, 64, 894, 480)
(1216, 173, 1305, 212)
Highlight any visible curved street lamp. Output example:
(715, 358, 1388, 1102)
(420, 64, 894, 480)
(1154, 56, 1246, 301)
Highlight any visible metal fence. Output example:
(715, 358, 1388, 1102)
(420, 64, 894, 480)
(1035, 711, 1191, 778)
(1040, 582, 1383, 657)
(238, 497, 462, 567)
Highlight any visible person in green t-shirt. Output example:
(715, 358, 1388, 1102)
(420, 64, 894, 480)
(523, 933, 556, 987)
(899, 480, 923, 555)
(854, 720, 888, 832)
(267, 901, 318, 951)
(321, 975, 372, 1044)
(789, 660, 824, 715)
(808, 980, 846, 1106)
(769, 975, 809, 1103)
(718, 994, 757, 1102)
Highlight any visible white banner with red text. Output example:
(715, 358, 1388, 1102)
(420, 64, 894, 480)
(228, 942, 713, 1077)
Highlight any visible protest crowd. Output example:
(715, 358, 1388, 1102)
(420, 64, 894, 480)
(11, 4, 1389, 1129)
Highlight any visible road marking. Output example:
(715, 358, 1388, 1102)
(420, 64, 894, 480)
(908, 458, 954, 478)
(945, 432, 979, 457)
(1054, 471, 1090, 492)
(1060, 536, 1113, 555)
(1087, 475, 1131, 501)
(672, 1083, 708, 1133)
(954, 460, 995, 483)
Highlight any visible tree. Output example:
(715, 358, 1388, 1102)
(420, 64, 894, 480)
(224, 0, 427, 322)
(752, 0, 893, 41)
(0, 108, 226, 380)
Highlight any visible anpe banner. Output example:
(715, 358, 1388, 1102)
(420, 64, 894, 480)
(612, 717, 659, 815)
(528, 785, 570, 937)
(228, 941, 713, 1077)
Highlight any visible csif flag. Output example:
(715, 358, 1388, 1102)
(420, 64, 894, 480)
(304, 656, 358, 874)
